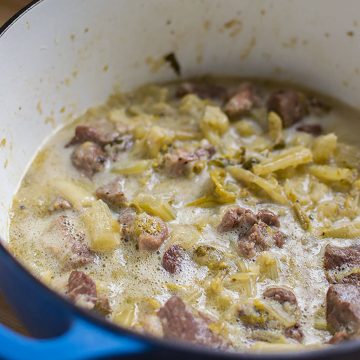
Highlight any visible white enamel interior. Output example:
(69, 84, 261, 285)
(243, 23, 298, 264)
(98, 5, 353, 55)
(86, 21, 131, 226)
(1, 0, 360, 239)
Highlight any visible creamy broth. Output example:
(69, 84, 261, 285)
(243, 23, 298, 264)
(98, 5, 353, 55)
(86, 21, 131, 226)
(8, 78, 360, 352)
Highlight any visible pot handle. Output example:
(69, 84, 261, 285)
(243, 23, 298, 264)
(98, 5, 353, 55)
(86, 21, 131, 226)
(0, 316, 151, 360)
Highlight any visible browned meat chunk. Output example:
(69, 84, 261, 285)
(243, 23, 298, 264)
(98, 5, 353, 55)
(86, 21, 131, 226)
(131, 214, 169, 251)
(238, 222, 284, 258)
(256, 209, 280, 227)
(267, 90, 307, 127)
(263, 287, 297, 305)
(176, 82, 228, 102)
(71, 142, 107, 177)
(284, 324, 304, 342)
(118, 208, 136, 227)
(217, 207, 257, 234)
(67, 271, 111, 314)
(158, 296, 228, 349)
(273, 230, 286, 248)
(324, 244, 360, 285)
(219, 207, 285, 258)
(326, 284, 360, 337)
(163, 149, 197, 177)
(70, 241, 96, 268)
(224, 83, 258, 116)
(138, 225, 168, 251)
(118, 207, 137, 241)
(67, 120, 119, 147)
(43, 215, 94, 269)
(324, 244, 360, 270)
(49, 196, 72, 212)
(95, 178, 127, 208)
(67, 271, 97, 308)
(162, 245, 185, 274)
(296, 124, 323, 136)
(237, 227, 261, 258)
(163, 144, 215, 177)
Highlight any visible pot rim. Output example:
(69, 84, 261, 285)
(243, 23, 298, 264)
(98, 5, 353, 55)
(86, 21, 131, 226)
(1, 1, 360, 358)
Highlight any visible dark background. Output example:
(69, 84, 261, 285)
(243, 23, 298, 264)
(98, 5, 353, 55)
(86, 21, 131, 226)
(0, 0, 31, 25)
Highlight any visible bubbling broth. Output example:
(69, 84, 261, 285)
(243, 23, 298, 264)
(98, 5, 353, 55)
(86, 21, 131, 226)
(8, 78, 360, 352)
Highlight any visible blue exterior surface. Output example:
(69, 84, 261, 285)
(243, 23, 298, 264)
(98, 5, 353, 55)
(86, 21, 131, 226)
(0, 318, 149, 360)
(0, 243, 151, 360)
